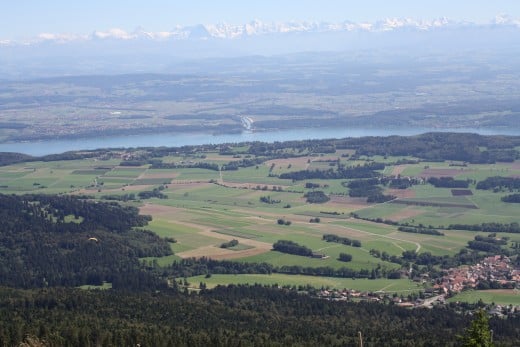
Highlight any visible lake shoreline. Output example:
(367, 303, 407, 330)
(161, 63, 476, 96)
(1, 126, 519, 156)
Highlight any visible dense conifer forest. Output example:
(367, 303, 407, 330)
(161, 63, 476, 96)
(0, 194, 171, 289)
(1, 285, 519, 346)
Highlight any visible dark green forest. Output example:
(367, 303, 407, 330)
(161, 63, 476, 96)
(1, 285, 519, 347)
(0, 194, 171, 289)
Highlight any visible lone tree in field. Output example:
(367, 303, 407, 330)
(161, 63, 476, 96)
(460, 309, 494, 347)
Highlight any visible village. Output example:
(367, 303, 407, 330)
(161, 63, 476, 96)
(316, 255, 520, 317)
(434, 255, 520, 294)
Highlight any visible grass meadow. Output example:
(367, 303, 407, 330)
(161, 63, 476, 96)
(187, 274, 422, 293)
(447, 289, 520, 305)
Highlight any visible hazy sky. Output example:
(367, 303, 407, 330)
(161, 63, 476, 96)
(2, 0, 520, 39)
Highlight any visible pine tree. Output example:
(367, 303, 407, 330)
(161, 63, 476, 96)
(460, 309, 494, 347)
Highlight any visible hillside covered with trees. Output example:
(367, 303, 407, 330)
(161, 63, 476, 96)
(0, 194, 171, 289)
(1, 285, 518, 346)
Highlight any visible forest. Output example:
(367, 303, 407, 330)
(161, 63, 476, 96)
(0, 285, 519, 346)
(0, 194, 171, 289)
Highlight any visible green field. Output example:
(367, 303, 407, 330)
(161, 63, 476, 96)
(356, 184, 520, 227)
(187, 274, 422, 293)
(132, 178, 172, 185)
(72, 168, 111, 175)
(448, 290, 520, 306)
(1, 144, 519, 295)
(103, 167, 146, 178)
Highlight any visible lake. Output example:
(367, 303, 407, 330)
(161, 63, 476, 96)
(0, 127, 518, 156)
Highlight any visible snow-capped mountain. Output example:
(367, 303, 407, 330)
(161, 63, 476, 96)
(492, 14, 520, 26)
(2, 17, 519, 46)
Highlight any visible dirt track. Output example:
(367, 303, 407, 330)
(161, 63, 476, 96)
(140, 203, 272, 260)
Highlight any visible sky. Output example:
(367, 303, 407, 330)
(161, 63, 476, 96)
(2, 0, 520, 40)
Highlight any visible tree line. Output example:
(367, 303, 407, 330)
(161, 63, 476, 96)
(2, 133, 519, 169)
(427, 177, 470, 188)
(398, 226, 445, 236)
(279, 162, 385, 181)
(448, 222, 520, 234)
(164, 257, 396, 280)
(476, 176, 520, 191)
(273, 240, 313, 257)
(502, 193, 520, 203)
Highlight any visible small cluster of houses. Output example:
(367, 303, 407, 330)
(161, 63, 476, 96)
(119, 150, 148, 161)
(434, 255, 520, 294)
(316, 288, 388, 302)
(315, 288, 426, 307)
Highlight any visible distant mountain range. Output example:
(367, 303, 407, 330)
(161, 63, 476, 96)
(2, 15, 519, 46)
(2, 16, 520, 79)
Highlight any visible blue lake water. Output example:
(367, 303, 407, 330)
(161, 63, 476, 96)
(0, 127, 518, 156)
